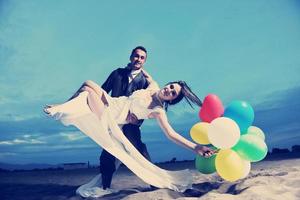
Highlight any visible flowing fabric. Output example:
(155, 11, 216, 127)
(47, 91, 193, 197)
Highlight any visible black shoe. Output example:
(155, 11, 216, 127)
(150, 185, 159, 191)
(102, 173, 113, 189)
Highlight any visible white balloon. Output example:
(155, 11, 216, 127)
(208, 117, 240, 149)
(247, 126, 265, 140)
(241, 159, 251, 179)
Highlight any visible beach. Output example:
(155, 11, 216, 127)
(1, 157, 299, 200)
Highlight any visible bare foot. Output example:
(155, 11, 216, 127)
(43, 104, 58, 117)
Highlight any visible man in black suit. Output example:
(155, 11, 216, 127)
(100, 46, 151, 189)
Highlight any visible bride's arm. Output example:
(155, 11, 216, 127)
(149, 111, 215, 157)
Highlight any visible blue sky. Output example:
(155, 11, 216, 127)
(0, 0, 300, 165)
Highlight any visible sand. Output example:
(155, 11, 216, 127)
(1, 158, 299, 200)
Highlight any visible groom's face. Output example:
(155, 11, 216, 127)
(130, 49, 147, 70)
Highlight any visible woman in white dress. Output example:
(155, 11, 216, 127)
(44, 69, 215, 197)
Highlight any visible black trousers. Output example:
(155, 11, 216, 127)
(99, 124, 151, 189)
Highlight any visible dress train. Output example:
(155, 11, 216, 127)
(47, 92, 193, 197)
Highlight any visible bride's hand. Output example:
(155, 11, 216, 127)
(141, 69, 157, 86)
(141, 69, 152, 79)
(194, 145, 217, 158)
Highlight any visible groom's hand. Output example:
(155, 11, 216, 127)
(126, 111, 139, 125)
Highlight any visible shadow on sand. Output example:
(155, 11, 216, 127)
(183, 182, 222, 197)
(0, 183, 79, 200)
(0, 183, 155, 200)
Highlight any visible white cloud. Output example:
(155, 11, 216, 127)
(23, 134, 31, 138)
(0, 138, 45, 145)
(22, 143, 95, 152)
(59, 132, 86, 141)
(0, 114, 34, 122)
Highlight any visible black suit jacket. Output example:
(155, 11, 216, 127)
(102, 67, 148, 97)
(101, 67, 149, 129)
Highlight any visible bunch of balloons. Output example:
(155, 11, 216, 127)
(190, 94, 267, 181)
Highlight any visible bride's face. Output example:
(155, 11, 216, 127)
(159, 83, 181, 101)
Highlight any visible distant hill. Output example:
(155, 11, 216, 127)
(0, 162, 58, 170)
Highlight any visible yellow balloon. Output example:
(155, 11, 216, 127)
(190, 122, 210, 144)
(215, 149, 244, 181)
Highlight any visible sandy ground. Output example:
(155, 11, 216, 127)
(1, 158, 300, 200)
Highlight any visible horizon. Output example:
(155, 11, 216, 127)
(1, 144, 299, 170)
(1, 133, 300, 166)
(1, 0, 300, 165)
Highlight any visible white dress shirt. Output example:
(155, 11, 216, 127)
(128, 68, 142, 83)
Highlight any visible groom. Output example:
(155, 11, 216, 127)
(100, 46, 151, 189)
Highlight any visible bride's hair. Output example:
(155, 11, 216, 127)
(163, 81, 202, 111)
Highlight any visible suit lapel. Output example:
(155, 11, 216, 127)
(117, 68, 129, 95)
(126, 71, 144, 95)
(131, 71, 143, 84)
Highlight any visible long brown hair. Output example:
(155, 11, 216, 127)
(163, 81, 202, 111)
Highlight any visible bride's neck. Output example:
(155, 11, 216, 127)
(152, 92, 164, 107)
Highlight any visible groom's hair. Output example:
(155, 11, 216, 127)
(164, 81, 202, 111)
(131, 46, 147, 57)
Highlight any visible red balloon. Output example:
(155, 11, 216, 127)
(199, 94, 224, 122)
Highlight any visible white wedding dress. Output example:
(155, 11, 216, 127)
(46, 86, 193, 197)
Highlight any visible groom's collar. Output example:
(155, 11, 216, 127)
(125, 64, 142, 76)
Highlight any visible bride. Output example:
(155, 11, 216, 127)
(44, 69, 215, 197)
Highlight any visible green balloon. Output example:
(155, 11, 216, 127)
(195, 154, 216, 174)
(232, 134, 268, 162)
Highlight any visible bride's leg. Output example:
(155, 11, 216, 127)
(82, 85, 107, 120)
(67, 83, 86, 101)
(44, 80, 106, 116)
(67, 80, 98, 101)
(44, 81, 89, 112)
